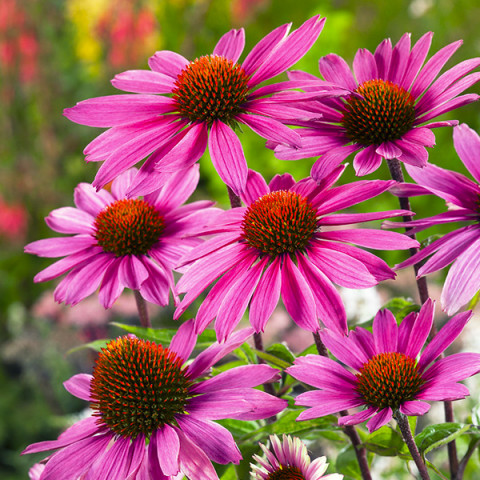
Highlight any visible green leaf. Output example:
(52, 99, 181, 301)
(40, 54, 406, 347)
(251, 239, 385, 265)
(254, 349, 291, 370)
(234, 442, 260, 479)
(297, 344, 318, 357)
(220, 465, 237, 480)
(416, 423, 472, 455)
(216, 419, 260, 439)
(468, 289, 480, 311)
(266, 343, 296, 365)
(364, 425, 404, 456)
(67, 339, 108, 354)
(335, 445, 362, 480)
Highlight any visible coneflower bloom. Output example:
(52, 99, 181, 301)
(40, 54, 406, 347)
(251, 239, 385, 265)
(25, 165, 213, 308)
(274, 33, 480, 180)
(251, 434, 343, 480)
(174, 167, 418, 341)
(387, 123, 480, 315)
(287, 299, 480, 433)
(64, 16, 331, 196)
(23, 322, 286, 479)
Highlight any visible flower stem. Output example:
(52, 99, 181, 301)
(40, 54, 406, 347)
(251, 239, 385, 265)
(395, 412, 431, 480)
(134, 290, 151, 328)
(386, 159, 430, 306)
(227, 185, 242, 208)
(313, 332, 372, 480)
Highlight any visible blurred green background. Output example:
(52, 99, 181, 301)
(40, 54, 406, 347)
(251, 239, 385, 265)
(1, 0, 479, 478)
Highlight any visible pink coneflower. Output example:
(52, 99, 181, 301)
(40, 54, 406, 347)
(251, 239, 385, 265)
(251, 434, 343, 480)
(387, 123, 480, 315)
(25, 165, 213, 308)
(23, 322, 286, 479)
(174, 167, 418, 341)
(287, 299, 480, 433)
(274, 33, 480, 180)
(64, 16, 328, 196)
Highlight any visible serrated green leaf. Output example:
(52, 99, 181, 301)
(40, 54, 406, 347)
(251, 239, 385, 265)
(67, 339, 108, 354)
(364, 425, 404, 456)
(416, 423, 472, 455)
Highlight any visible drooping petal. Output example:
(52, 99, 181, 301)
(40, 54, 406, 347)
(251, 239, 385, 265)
(399, 400, 430, 416)
(366, 407, 393, 432)
(153, 425, 180, 476)
(63, 374, 93, 402)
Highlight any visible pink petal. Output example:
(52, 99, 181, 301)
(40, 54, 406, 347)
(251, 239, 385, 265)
(281, 255, 319, 332)
(366, 408, 393, 432)
(374, 38, 392, 79)
(353, 48, 378, 84)
(376, 141, 402, 159)
(401, 32, 433, 91)
(213, 28, 245, 63)
(25, 236, 94, 258)
(320, 329, 368, 371)
(63, 374, 93, 402)
(353, 145, 383, 176)
(169, 319, 197, 362)
(74, 183, 112, 216)
(311, 144, 359, 181)
(454, 123, 480, 183)
(111, 70, 175, 94)
(388, 33, 411, 85)
(240, 169, 269, 206)
(148, 50, 189, 78)
(208, 120, 247, 195)
(399, 400, 430, 416)
(373, 309, 398, 353)
(319, 229, 419, 250)
(269, 172, 296, 191)
(46, 207, 95, 235)
(318, 53, 357, 90)
(338, 407, 377, 426)
(119, 255, 149, 291)
(153, 425, 180, 476)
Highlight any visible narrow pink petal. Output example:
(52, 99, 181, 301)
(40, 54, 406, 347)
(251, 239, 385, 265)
(311, 144, 359, 181)
(146, 164, 199, 211)
(148, 50, 189, 78)
(22, 416, 100, 455)
(338, 407, 377, 426)
(308, 245, 377, 289)
(32, 248, 102, 283)
(295, 389, 361, 406)
(64, 95, 176, 128)
(403, 299, 434, 359)
(297, 253, 347, 334)
(319, 53, 357, 90)
(215, 258, 266, 342)
(454, 123, 480, 183)
(275, 134, 346, 161)
(209, 120, 247, 195)
(187, 327, 254, 379)
(25, 235, 94, 258)
(46, 207, 95, 235)
(414, 94, 478, 125)
(193, 364, 279, 394)
(402, 127, 436, 147)
(176, 429, 219, 480)
(411, 40, 462, 98)
(394, 140, 428, 167)
(269, 172, 296, 191)
(418, 310, 472, 370)
(366, 407, 393, 432)
(401, 32, 433, 91)
(242, 23, 290, 76)
(240, 169, 269, 206)
(138, 259, 170, 306)
(249, 16, 325, 85)
(109, 168, 137, 199)
(388, 33, 411, 84)
(154, 122, 208, 172)
(177, 416, 241, 465)
(98, 257, 124, 308)
(353, 48, 377, 84)
(154, 425, 180, 476)
(186, 389, 287, 420)
(237, 113, 301, 148)
(374, 38, 392, 79)
(376, 141, 402, 159)
(442, 239, 480, 314)
(74, 183, 112, 216)
(169, 319, 197, 362)
(417, 383, 470, 401)
(400, 400, 430, 416)
(119, 255, 149, 291)
(373, 309, 398, 353)
(353, 145, 383, 176)
(111, 70, 175, 94)
(281, 255, 319, 332)
(63, 374, 93, 402)
(250, 257, 282, 332)
(213, 28, 245, 63)
(320, 329, 368, 371)
(322, 210, 411, 226)
(296, 395, 363, 420)
(40, 434, 112, 480)
(422, 353, 480, 383)
(318, 229, 419, 250)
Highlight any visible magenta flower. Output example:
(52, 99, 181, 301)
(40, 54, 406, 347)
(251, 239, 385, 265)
(274, 33, 480, 179)
(25, 165, 213, 308)
(388, 124, 480, 315)
(23, 321, 286, 479)
(64, 16, 327, 196)
(251, 434, 343, 480)
(174, 167, 418, 341)
(287, 299, 480, 433)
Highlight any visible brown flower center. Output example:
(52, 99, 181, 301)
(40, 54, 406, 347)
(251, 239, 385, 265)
(242, 191, 318, 256)
(266, 465, 305, 480)
(172, 54, 250, 126)
(90, 337, 192, 439)
(342, 79, 416, 145)
(94, 198, 165, 256)
(356, 352, 425, 410)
